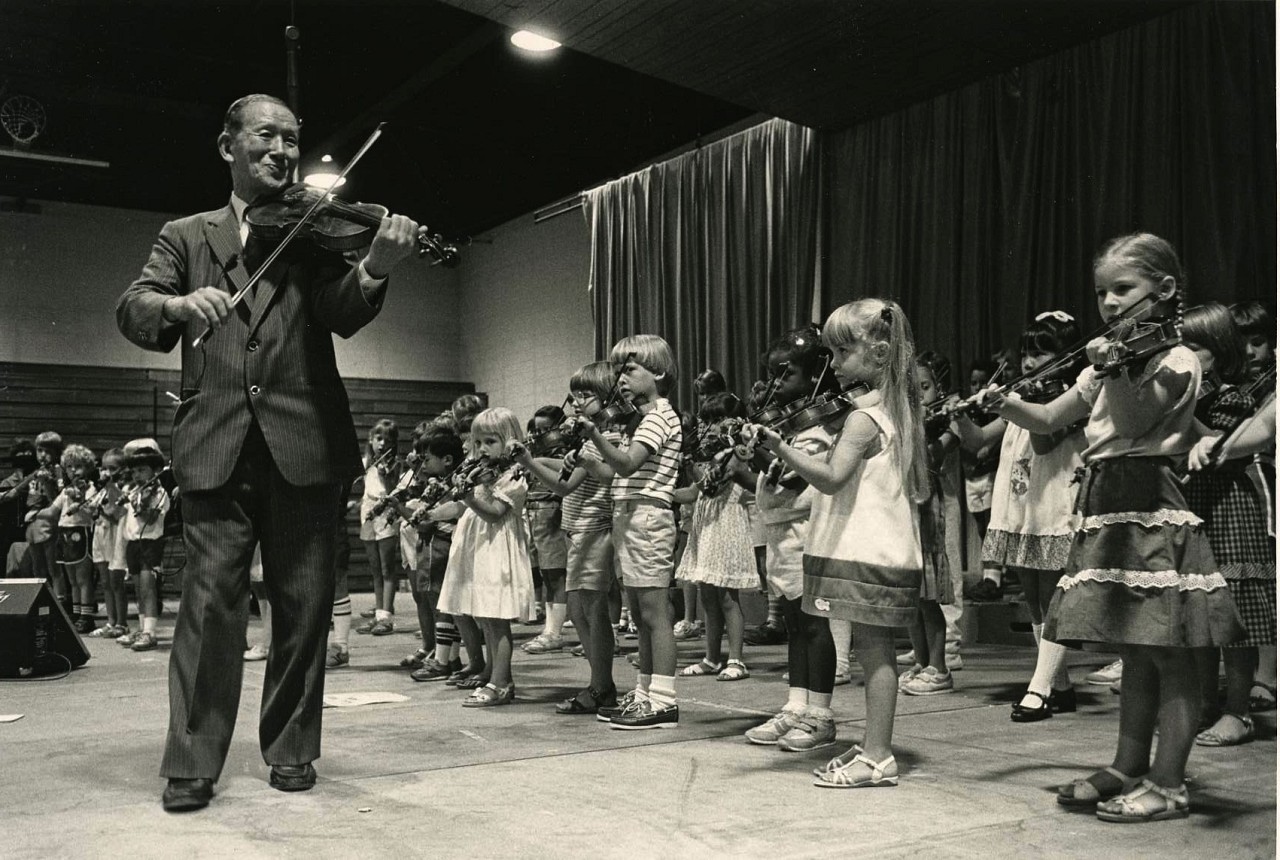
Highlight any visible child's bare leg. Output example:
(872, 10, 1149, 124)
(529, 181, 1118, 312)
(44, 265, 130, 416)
(1147, 645, 1202, 787)
(456, 614, 486, 674)
(1111, 646, 1156, 778)
(852, 622, 898, 762)
(723, 588, 745, 663)
(482, 619, 513, 688)
(635, 586, 675, 676)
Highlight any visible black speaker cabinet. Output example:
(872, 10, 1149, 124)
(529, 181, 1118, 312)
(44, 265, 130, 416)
(0, 579, 90, 677)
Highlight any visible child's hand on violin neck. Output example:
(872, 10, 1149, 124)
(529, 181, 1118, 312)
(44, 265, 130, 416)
(363, 214, 421, 279)
(1084, 336, 1114, 367)
(505, 439, 531, 462)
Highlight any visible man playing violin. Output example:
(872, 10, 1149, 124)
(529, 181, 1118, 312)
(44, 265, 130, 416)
(116, 94, 420, 812)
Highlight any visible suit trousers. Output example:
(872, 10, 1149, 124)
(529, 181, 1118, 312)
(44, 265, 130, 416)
(160, 422, 341, 780)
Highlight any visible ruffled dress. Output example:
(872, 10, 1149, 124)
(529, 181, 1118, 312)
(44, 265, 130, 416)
(1043, 348, 1244, 648)
(983, 423, 1085, 571)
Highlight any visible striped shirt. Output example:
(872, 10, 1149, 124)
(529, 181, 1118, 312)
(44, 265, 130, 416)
(610, 398, 682, 506)
(561, 431, 621, 533)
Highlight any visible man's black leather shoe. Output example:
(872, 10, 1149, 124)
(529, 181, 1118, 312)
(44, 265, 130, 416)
(162, 778, 214, 812)
(269, 763, 317, 792)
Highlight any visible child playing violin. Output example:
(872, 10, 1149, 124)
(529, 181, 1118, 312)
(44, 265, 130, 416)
(394, 428, 465, 681)
(522, 405, 571, 654)
(674, 393, 757, 683)
(357, 419, 402, 636)
(954, 313, 1088, 721)
(117, 438, 171, 652)
(744, 325, 847, 750)
(511, 361, 627, 715)
(753, 300, 931, 787)
(87, 447, 129, 638)
(985, 234, 1243, 822)
(434, 408, 534, 706)
(42, 444, 99, 633)
(574, 335, 684, 730)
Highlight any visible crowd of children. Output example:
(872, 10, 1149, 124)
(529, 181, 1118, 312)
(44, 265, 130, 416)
(1, 233, 1273, 820)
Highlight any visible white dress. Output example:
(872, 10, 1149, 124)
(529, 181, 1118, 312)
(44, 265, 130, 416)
(437, 469, 535, 620)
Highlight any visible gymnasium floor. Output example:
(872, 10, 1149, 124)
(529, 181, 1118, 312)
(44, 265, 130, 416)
(2, 593, 1274, 859)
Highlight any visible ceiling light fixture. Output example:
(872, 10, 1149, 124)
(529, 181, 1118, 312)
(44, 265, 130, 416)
(303, 153, 346, 189)
(511, 30, 561, 52)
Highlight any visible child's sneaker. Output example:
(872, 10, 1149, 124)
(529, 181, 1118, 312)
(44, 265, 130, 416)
(116, 630, 139, 647)
(1086, 659, 1124, 685)
(901, 666, 953, 696)
(609, 699, 678, 730)
(745, 709, 804, 745)
(672, 620, 699, 640)
(131, 631, 159, 652)
(355, 619, 375, 634)
(324, 645, 350, 669)
(411, 658, 452, 681)
(777, 714, 838, 752)
(898, 663, 923, 689)
(895, 649, 917, 666)
(243, 644, 269, 661)
(596, 689, 641, 722)
(623, 621, 638, 640)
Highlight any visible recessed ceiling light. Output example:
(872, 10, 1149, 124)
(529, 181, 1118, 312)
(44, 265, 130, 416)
(511, 30, 561, 52)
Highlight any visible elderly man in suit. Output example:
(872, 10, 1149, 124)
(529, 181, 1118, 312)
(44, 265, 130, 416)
(117, 94, 419, 812)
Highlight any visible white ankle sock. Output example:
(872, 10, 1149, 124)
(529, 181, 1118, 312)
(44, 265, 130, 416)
(786, 687, 808, 712)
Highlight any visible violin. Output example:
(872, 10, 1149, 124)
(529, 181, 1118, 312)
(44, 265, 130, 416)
(526, 423, 575, 459)
(1092, 318, 1181, 377)
(771, 382, 872, 438)
(405, 476, 455, 527)
(245, 182, 460, 268)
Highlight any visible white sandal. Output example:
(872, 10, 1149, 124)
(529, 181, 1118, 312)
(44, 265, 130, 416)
(1095, 779, 1189, 823)
(813, 753, 898, 788)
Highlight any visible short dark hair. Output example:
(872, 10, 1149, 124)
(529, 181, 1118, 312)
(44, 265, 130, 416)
(223, 94, 295, 136)
(528, 404, 566, 432)
(762, 325, 835, 392)
(915, 350, 952, 393)
(415, 428, 464, 464)
(693, 369, 727, 397)
(697, 392, 747, 422)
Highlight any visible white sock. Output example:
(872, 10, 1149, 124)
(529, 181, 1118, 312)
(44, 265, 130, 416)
(259, 598, 273, 648)
(375, 608, 391, 622)
(785, 687, 808, 712)
(809, 690, 833, 710)
(648, 675, 676, 707)
(1027, 638, 1071, 696)
(142, 615, 157, 634)
(545, 602, 568, 638)
(331, 597, 351, 648)
(637, 672, 652, 695)
(1031, 621, 1044, 646)
(806, 704, 834, 722)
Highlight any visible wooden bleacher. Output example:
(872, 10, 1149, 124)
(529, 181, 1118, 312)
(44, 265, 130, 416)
(0, 361, 476, 590)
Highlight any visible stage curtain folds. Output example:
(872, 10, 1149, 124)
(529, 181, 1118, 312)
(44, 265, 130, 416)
(822, 1, 1275, 378)
(583, 118, 821, 409)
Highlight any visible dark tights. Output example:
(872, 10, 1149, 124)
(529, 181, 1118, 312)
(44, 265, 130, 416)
(780, 596, 835, 694)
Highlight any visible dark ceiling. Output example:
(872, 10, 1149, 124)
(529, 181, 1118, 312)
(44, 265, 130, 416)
(1, 0, 1187, 238)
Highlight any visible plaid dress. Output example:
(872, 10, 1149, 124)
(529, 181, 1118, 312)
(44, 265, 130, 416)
(1184, 385, 1276, 646)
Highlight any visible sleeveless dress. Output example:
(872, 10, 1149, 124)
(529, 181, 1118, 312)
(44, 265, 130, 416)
(802, 404, 923, 627)
(675, 482, 758, 589)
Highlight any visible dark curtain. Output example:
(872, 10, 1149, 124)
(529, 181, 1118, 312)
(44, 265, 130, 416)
(584, 118, 821, 409)
(822, 1, 1276, 383)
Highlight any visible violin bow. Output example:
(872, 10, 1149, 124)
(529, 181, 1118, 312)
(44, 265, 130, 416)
(192, 123, 387, 348)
